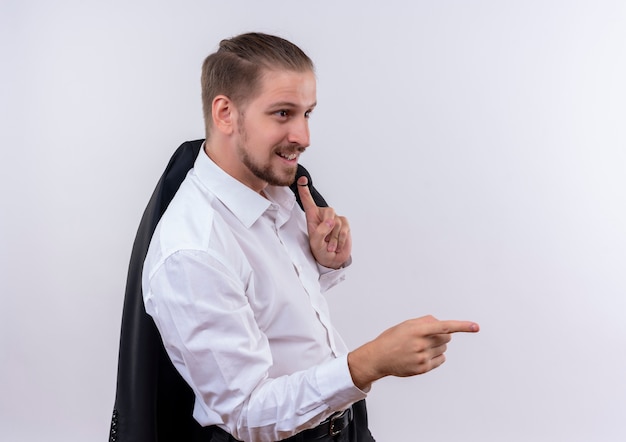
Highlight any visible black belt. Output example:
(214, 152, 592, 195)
(207, 407, 354, 442)
(298, 407, 353, 440)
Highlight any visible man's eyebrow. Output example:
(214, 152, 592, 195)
(269, 101, 317, 109)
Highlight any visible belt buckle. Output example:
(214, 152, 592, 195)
(329, 409, 348, 437)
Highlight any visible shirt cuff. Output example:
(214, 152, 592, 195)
(317, 257, 351, 292)
(315, 355, 368, 412)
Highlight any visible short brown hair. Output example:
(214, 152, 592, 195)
(200, 32, 314, 139)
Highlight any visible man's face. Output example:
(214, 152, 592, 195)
(233, 69, 317, 190)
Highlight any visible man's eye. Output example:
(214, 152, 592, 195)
(277, 110, 289, 117)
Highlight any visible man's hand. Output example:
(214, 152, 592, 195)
(297, 176, 352, 269)
(348, 315, 480, 390)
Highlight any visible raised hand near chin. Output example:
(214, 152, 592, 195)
(297, 176, 352, 269)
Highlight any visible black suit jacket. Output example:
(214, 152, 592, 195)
(110, 139, 331, 442)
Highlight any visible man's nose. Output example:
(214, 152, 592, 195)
(287, 118, 310, 147)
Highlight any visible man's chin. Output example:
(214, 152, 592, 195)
(254, 168, 297, 187)
(269, 163, 298, 187)
(272, 171, 298, 187)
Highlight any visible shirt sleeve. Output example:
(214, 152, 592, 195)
(143, 249, 366, 442)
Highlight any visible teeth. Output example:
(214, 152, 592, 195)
(280, 153, 297, 160)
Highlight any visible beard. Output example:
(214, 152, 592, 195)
(236, 118, 303, 187)
(239, 144, 300, 187)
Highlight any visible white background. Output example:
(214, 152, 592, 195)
(1, 1, 625, 441)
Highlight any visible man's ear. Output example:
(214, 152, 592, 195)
(212, 95, 236, 135)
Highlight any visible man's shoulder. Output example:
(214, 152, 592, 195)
(151, 174, 219, 257)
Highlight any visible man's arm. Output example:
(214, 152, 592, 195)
(144, 249, 366, 442)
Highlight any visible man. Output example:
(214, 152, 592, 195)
(143, 32, 479, 441)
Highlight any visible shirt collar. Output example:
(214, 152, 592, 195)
(193, 144, 297, 228)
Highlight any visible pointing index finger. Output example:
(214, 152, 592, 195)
(297, 176, 318, 211)
(427, 320, 480, 335)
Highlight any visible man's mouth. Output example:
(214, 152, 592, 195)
(276, 147, 305, 161)
(278, 152, 299, 161)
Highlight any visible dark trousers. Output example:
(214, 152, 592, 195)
(199, 400, 375, 442)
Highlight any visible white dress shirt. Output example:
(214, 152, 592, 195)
(142, 147, 366, 441)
